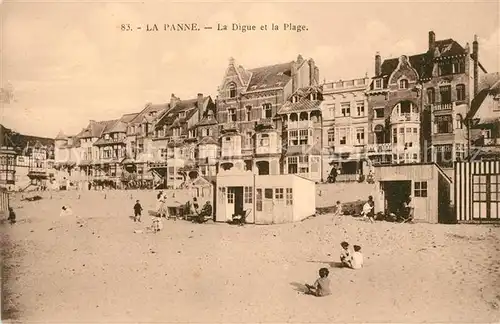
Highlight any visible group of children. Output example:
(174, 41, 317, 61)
(306, 241, 364, 297)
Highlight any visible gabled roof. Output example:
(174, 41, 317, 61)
(120, 113, 139, 123)
(279, 100, 322, 114)
(104, 120, 127, 134)
(155, 96, 208, 129)
(197, 110, 218, 126)
(375, 38, 466, 84)
(78, 119, 117, 138)
(466, 76, 500, 125)
(246, 62, 293, 91)
(130, 103, 169, 124)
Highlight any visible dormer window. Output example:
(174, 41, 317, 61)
(105, 134, 110, 140)
(375, 79, 382, 89)
(399, 79, 409, 89)
(229, 83, 237, 98)
(310, 93, 317, 100)
(179, 112, 186, 118)
(292, 96, 298, 103)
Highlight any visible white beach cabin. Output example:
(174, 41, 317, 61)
(216, 169, 316, 224)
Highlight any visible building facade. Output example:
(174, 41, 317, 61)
(367, 31, 486, 172)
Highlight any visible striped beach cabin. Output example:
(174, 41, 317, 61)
(0, 188, 9, 217)
(454, 160, 500, 222)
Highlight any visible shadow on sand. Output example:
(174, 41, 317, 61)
(307, 260, 345, 268)
(290, 282, 309, 293)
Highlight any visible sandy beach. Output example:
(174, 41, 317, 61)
(1, 191, 500, 323)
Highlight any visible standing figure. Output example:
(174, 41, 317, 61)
(7, 207, 16, 225)
(133, 200, 143, 222)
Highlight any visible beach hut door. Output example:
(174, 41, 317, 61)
(227, 187, 236, 219)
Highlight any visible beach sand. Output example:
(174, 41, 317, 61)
(1, 191, 500, 323)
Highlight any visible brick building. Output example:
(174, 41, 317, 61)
(367, 31, 487, 171)
(215, 55, 319, 177)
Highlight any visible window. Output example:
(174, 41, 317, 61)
(286, 188, 293, 205)
(288, 156, 297, 174)
(264, 188, 273, 199)
(439, 63, 453, 76)
(374, 108, 384, 118)
(339, 128, 347, 145)
(275, 188, 284, 200)
(105, 134, 110, 140)
(455, 114, 463, 129)
(455, 143, 465, 161)
(340, 103, 350, 117)
(245, 132, 253, 147)
(328, 104, 335, 118)
(288, 130, 299, 146)
(262, 103, 272, 118)
(355, 128, 365, 145)
(440, 85, 451, 104)
(292, 95, 298, 103)
(259, 134, 270, 147)
(393, 127, 398, 144)
(189, 129, 196, 138)
(229, 83, 236, 98)
(427, 88, 435, 104)
(327, 129, 335, 146)
(256, 189, 262, 211)
(310, 93, 317, 100)
(414, 181, 427, 197)
(228, 108, 237, 122)
(456, 84, 466, 101)
(356, 101, 365, 116)
(452, 61, 465, 74)
(435, 144, 453, 166)
(246, 106, 252, 121)
(299, 129, 308, 145)
(399, 79, 409, 89)
(375, 79, 382, 89)
(244, 186, 253, 204)
(436, 115, 453, 134)
(413, 128, 418, 133)
(179, 112, 186, 118)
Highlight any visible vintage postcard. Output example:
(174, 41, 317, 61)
(1, 0, 499, 323)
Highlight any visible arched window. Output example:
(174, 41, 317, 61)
(427, 88, 435, 104)
(399, 79, 409, 89)
(456, 84, 466, 101)
(229, 83, 237, 98)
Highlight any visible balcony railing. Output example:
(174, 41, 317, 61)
(484, 138, 499, 146)
(432, 102, 454, 112)
(366, 143, 393, 153)
(390, 112, 420, 123)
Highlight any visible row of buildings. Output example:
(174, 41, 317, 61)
(3, 30, 499, 190)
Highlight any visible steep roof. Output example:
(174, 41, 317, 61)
(279, 99, 322, 114)
(197, 110, 218, 126)
(55, 130, 67, 140)
(376, 38, 466, 83)
(120, 112, 139, 123)
(104, 120, 127, 134)
(246, 62, 293, 91)
(156, 96, 208, 129)
(467, 76, 500, 125)
(78, 119, 117, 138)
(130, 103, 169, 124)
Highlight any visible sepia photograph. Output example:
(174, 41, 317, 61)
(0, 0, 499, 323)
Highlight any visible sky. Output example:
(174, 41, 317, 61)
(1, 0, 499, 138)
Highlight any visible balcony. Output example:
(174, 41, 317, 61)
(432, 102, 454, 112)
(390, 112, 420, 123)
(287, 120, 320, 129)
(366, 143, 393, 153)
(484, 138, 499, 146)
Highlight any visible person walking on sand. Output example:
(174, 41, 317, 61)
(133, 200, 143, 222)
(156, 191, 166, 218)
(7, 207, 16, 225)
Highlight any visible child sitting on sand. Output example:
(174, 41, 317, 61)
(7, 207, 16, 225)
(350, 245, 364, 269)
(133, 200, 143, 222)
(340, 241, 351, 267)
(305, 268, 331, 297)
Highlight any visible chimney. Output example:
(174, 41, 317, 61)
(197, 93, 204, 121)
(314, 67, 320, 85)
(473, 35, 479, 96)
(170, 93, 178, 108)
(375, 52, 381, 76)
(291, 61, 298, 92)
(308, 59, 316, 86)
(428, 30, 436, 51)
